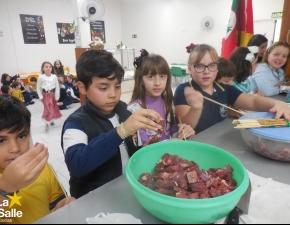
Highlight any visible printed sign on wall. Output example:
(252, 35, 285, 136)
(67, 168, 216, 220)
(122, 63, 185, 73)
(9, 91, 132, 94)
(20, 14, 46, 44)
(56, 23, 75, 44)
(90, 21, 106, 43)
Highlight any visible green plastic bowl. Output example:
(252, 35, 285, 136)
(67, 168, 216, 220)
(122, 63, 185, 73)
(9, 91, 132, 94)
(125, 141, 249, 224)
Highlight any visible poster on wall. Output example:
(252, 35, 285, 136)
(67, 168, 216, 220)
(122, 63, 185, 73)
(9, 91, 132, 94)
(56, 23, 75, 44)
(20, 14, 46, 44)
(90, 21, 106, 43)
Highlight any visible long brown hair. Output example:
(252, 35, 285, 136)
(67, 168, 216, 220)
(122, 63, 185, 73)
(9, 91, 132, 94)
(41, 61, 55, 74)
(130, 54, 175, 125)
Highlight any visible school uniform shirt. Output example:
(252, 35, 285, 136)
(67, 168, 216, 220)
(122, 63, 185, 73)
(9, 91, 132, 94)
(174, 80, 242, 134)
(37, 74, 60, 100)
(233, 79, 253, 94)
(0, 164, 65, 224)
(11, 89, 24, 101)
(127, 95, 178, 145)
(249, 63, 286, 96)
(61, 98, 140, 198)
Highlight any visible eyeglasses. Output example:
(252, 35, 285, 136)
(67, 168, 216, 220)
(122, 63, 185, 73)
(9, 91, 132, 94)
(192, 63, 219, 73)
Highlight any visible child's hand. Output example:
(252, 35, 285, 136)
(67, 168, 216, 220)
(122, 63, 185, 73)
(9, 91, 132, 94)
(0, 143, 48, 192)
(269, 101, 290, 120)
(184, 87, 203, 110)
(122, 109, 163, 137)
(274, 82, 286, 87)
(55, 197, 76, 210)
(177, 123, 195, 139)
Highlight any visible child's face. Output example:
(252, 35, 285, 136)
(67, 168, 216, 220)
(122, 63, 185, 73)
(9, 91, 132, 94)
(43, 63, 53, 74)
(267, 46, 289, 70)
(0, 128, 30, 173)
(258, 42, 268, 57)
(58, 77, 64, 83)
(16, 78, 21, 83)
(55, 61, 61, 68)
(142, 73, 167, 98)
(67, 78, 72, 83)
(5, 76, 10, 81)
(188, 51, 218, 90)
(72, 80, 77, 86)
(80, 74, 121, 115)
(30, 81, 36, 86)
(217, 77, 233, 86)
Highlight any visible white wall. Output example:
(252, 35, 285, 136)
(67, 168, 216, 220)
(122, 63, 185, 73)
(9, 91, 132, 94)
(0, 0, 284, 75)
(0, 0, 122, 75)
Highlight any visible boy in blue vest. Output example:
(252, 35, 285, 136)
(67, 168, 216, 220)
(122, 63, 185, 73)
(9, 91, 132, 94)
(61, 50, 163, 198)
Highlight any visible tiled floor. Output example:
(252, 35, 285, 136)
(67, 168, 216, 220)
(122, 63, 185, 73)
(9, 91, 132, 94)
(29, 74, 135, 196)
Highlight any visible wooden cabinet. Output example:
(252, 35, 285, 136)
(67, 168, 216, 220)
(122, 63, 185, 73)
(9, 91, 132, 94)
(75, 48, 91, 105)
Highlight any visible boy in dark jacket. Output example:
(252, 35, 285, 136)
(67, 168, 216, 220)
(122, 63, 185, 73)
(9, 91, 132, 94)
(61, 50, 163, 198)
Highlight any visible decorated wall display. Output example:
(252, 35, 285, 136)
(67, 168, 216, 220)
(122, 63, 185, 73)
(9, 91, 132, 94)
(90, 21, 106, 43)
(20, 14, 46, 44)
(56, 23, 75, 44)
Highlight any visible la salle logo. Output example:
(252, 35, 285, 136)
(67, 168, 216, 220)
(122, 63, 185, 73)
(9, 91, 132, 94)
(0, 192, 23, 219)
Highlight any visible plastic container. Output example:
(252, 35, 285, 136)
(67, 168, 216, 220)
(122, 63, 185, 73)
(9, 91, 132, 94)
(125, 141, 249, 224)
(240, 112, 290, 161)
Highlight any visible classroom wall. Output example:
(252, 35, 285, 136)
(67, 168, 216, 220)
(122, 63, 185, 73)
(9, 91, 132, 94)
(0, 0, 284, 75)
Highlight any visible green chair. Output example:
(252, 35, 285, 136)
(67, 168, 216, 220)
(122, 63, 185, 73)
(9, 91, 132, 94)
(171, 66, 187, 86)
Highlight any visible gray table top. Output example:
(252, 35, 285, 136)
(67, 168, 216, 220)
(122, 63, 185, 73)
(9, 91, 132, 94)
(34, 94, 289, 224)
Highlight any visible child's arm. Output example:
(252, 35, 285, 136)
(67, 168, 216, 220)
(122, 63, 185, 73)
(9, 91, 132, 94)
(63, 109, 162, 177)
(37, 76, 44, 100)
(234, 93, 290, 120)
(54, 76, 60, 101)
(174, 87, 203, 129)
(0, 144, 48, 206)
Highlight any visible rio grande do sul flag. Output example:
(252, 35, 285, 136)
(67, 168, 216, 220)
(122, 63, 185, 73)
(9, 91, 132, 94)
(221, 0, 254, 58)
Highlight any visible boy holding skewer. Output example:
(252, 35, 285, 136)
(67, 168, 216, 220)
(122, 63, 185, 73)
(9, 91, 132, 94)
(0, 94, 75, 224)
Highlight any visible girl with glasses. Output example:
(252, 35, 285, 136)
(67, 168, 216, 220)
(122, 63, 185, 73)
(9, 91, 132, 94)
(174, 44, 290, 134)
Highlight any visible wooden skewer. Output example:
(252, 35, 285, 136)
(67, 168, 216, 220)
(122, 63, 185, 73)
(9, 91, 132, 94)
(202, 96, 257, 120)
(178, 116, 186, 141)
(48, 163, 69, 203)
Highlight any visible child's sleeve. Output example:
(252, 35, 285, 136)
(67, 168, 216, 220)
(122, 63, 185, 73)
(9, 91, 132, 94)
(46, 163, 67, 212)
(37, 76, 43, 99)
(54, 76, 60, 100)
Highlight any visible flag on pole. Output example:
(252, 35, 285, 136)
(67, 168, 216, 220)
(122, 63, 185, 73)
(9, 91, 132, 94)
(221, 0, 254, 58)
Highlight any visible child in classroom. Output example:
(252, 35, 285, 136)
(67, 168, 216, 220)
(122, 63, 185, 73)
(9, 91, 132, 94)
(37, 61, 62, 132)
(127, 49, 195, 145)
(14, 76, 35, 105)
(0, 94, 75, 224)
(72, 78, 80, 99)
(61, 50, 163, 199)
(229, 46, 264, 96)
(173, 44, 290, 134)
(11, 81, 25, 104)
(54, 59, 70, 78)
(57, 79, 73, 110)
(1, 73, 12, 87)
(28, 76, 39, 99)
(1, 85, 12, 95)
(249, 40, 290, 97)
(247, 34, 268, 63)
(215, 57, 236, 85)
